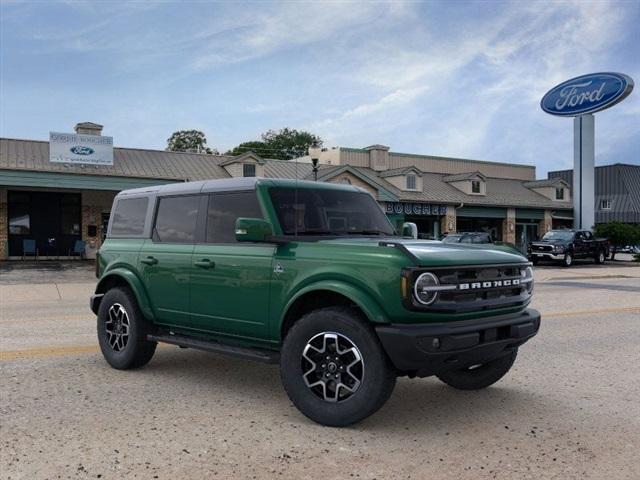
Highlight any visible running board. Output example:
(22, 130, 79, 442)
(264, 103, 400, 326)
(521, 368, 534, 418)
(147, 333, 280, 364)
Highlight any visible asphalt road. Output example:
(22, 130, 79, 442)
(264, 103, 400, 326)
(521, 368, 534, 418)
(1, 262, 639, 479)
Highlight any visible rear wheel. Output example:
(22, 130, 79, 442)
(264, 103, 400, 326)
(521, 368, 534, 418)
(97, 287, 157, 370)
(436, 349, 518, 390)
(280, 307, 396, 427)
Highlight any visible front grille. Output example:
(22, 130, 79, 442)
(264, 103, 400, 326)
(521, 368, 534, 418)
(407, 264, 532, 313)
(532, 244, 553, 252)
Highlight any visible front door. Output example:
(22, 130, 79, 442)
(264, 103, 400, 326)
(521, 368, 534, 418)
(138, 194, 201, 327)
(189, 191, 274, 340)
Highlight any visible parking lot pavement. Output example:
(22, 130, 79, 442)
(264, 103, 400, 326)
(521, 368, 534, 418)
(1, 263, 639, 479)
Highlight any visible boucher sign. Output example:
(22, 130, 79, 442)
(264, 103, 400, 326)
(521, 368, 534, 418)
(385, 202, 447, 216)
(49, 132, 114, 166)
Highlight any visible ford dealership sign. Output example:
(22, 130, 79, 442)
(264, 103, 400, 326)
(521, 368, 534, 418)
(541, 72, 634, 116)
(50, 132, 113, 165)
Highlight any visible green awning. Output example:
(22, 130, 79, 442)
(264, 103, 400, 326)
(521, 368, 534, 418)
(1, 169, 177, 191)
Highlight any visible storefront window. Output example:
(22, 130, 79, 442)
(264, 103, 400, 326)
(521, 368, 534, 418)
(8, 192, 30, 234)
(9, 207, 30, 234)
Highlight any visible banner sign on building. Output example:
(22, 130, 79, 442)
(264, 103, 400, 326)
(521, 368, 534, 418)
(49, 132, 114, 165)
(385, 202, 447, 216)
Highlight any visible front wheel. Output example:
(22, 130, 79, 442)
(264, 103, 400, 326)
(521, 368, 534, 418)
(436, 349, 518, 390)
(562, 252, 573, 267)
(595, 250, 606, 264)
(280, 307, 396, 427)
(97, 287, 157, 370)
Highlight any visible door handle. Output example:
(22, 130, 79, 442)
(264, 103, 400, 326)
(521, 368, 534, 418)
(194, 259, 215, 269)
(141, 256, 158, 266)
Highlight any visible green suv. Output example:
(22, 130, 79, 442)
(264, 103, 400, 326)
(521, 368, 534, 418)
(91, 178, 539, 426)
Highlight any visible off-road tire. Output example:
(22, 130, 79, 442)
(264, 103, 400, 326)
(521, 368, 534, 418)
(562, 252, 573, 267)
(436, 349, 518, 390)
(97, 287, 157, 370)
(280, 306, 396, 427)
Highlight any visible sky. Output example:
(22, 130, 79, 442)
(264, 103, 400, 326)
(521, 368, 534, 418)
(1, 0, 638, 177)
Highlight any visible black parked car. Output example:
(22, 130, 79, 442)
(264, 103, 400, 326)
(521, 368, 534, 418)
(442, 232, 494, 244)
(528, 230, 609, 267)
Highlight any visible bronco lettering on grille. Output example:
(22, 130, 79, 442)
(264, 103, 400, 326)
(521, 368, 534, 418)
(458, 279, 520, 290)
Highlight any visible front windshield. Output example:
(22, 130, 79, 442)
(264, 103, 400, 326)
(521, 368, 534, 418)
(268, 187, 396, 236)
(542, 231, 574, 241)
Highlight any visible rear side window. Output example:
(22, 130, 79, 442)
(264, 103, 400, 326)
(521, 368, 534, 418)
(153, 195, 200, 243)
(206, 192, 262, 243)
(110, 197, 148, 236)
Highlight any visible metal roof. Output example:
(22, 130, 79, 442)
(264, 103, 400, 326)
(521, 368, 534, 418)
(0, 137, 231, 181)
(443, 171, 486, 182)
(549, 164, 640, 222)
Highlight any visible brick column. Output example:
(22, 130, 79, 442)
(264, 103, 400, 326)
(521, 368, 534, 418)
(81, 190, 117, 259)
(539, 210, 552, 238)
(502, 208, 516, 244)
(440, 205, 457, 234)
(0, 188, 7, 261)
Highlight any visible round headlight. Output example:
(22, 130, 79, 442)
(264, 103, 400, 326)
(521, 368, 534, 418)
(414, 272, 440, 305)
(521, 266, 534, 293)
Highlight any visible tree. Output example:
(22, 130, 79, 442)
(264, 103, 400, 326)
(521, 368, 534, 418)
(167, 130, 217, 154)
(225, 141, 268, 157)
(593, 222, 640, 260)
(226, 128, 322, 160)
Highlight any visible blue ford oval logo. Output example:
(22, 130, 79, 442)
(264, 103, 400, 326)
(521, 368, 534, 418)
(541, 72, 633, 116)
(70, 146, 95, 155)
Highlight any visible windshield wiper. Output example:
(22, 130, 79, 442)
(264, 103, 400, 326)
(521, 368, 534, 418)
(346, 230, 388, 235)
(291, 230, 343, 236)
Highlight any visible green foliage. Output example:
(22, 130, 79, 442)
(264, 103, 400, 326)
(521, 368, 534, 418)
(226, 128, 322, 160)
(167, 130, 217, 154)
(225, 141, 269, 157)
(594, 222, 640, 260)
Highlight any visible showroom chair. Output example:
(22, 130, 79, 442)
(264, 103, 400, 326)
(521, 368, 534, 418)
(22, 239, 38, 261)
(68, 240, 86, 260)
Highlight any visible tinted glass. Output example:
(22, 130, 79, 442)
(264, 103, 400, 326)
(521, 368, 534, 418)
(542, 231, 573, 241)
(153, 195, 200, 243)
(243, 164, 256, 177)
(442, 234, 462, 243)
(9, 205, 30, 234)
(206, 192, 263, 243)
(111, 197, 148, 236)
(269, 187, 395, 236)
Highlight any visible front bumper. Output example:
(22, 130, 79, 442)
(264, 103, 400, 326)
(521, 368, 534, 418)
(89, 294, 104, 315)
(529, 251, 564, 260)
(375, 308, 540, 377)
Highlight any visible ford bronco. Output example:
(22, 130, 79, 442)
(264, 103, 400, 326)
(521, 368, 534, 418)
(91, 178, 540, 426)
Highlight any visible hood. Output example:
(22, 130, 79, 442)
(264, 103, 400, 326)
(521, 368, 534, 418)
(319, 237, 528, 266)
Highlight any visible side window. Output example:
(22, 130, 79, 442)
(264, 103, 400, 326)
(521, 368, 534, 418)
(111, 197, 148, 236)
(153, 195, 200, 243)
(206, 191, 263, 243)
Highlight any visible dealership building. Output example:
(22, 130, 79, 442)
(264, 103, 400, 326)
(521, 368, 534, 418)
(5, 121, 628, 261)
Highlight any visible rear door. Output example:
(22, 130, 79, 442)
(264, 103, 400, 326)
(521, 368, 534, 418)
(189, 191, 275, 339)
(138, 194, 201, 327)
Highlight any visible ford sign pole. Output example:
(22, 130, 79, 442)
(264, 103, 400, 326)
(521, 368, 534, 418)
(541, 72, 634, 230)
(573, 114, 595, 230)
